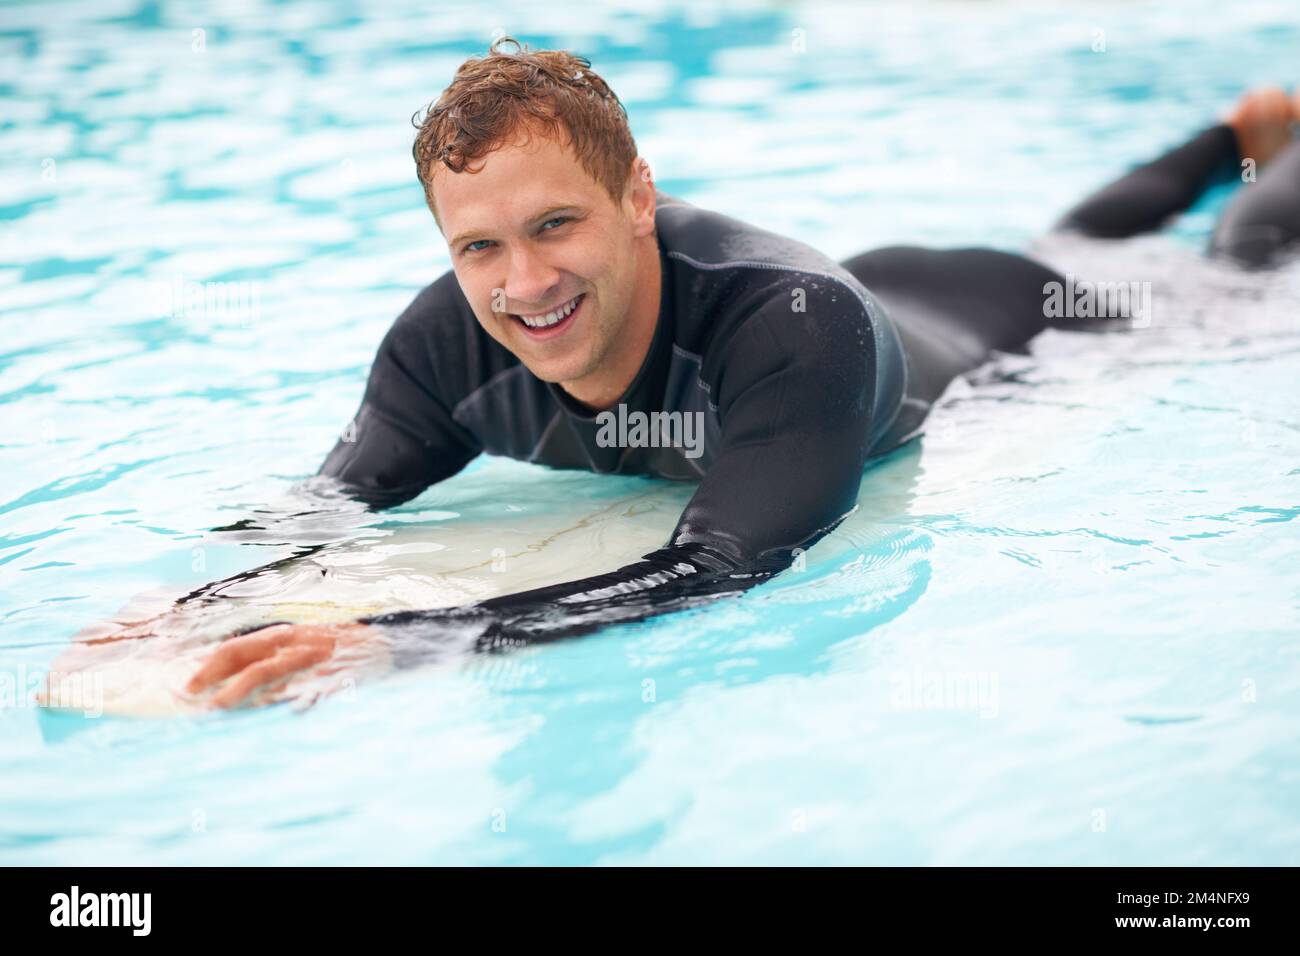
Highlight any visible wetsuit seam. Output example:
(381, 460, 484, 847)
(451, 362, 530, 422)
(669, 343, 718, 412)
(660, 344, 713, 476)
(665, 249, 885, 341)
(526, 411, 565, 465)
(666, 249, 905, 441)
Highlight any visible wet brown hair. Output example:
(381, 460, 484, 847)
(411, 36, 639, 227)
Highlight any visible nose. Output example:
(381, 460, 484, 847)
(502, 243, 561, 311)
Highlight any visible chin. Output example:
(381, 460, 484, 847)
(516, 353, 593, 386)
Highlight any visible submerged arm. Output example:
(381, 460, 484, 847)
(115, 286, 481, 628)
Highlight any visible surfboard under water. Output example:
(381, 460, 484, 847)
(39, 340, 1091, 720)
(38, 459, 697, 718)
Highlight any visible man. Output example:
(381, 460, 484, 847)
(185, 38, 1300, 708)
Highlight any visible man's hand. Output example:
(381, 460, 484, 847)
(185, 621, 382, 710)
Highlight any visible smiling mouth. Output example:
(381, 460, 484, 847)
(510, 293, 585, 336)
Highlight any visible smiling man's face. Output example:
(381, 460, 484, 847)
(431, 125, 660, 408)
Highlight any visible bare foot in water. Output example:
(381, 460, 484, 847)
(1225, 87, 1295, 168)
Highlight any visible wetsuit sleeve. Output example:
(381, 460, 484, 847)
(360, 280, 879, 654)
(1053, 123, 1240, 239)
(317, 287, 481, 509)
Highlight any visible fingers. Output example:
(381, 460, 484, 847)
(208, 643, 334, 710)
(184, 622, 371, 711)
(184, 625, 295, 695)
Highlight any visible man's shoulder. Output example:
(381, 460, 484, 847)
(654, 193, 887, 347)
(655, 193, 881, 317)
(655, 192, 861, 285)
(391, 268, 474, 335)
(653, 193, 907, 450)
(381, 268, 519, 404)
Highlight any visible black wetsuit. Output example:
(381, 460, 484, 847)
(318, 191, 1064, 650)
(310, 118, 1290, 651)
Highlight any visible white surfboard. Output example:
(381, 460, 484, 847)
(38, 459, 698, 718)
(37, 340, 1108, 721)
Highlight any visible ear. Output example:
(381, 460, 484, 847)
(625, 156, 657, 238)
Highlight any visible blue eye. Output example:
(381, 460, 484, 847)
(541, 216, 569, 231)
(465, 239, 491, 253)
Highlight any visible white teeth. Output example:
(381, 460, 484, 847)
(518, 295, 580, 328)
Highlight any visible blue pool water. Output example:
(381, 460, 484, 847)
(2, 0, 1299, 864)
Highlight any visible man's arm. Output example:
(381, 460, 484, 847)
(186, 277, 897, 704)
(91, 284, 480, 628)
(61, 280, 486, 709)
(184, 281, 482, 601)
(317, 283, 482, 508)
(364, 277, 886, 654)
